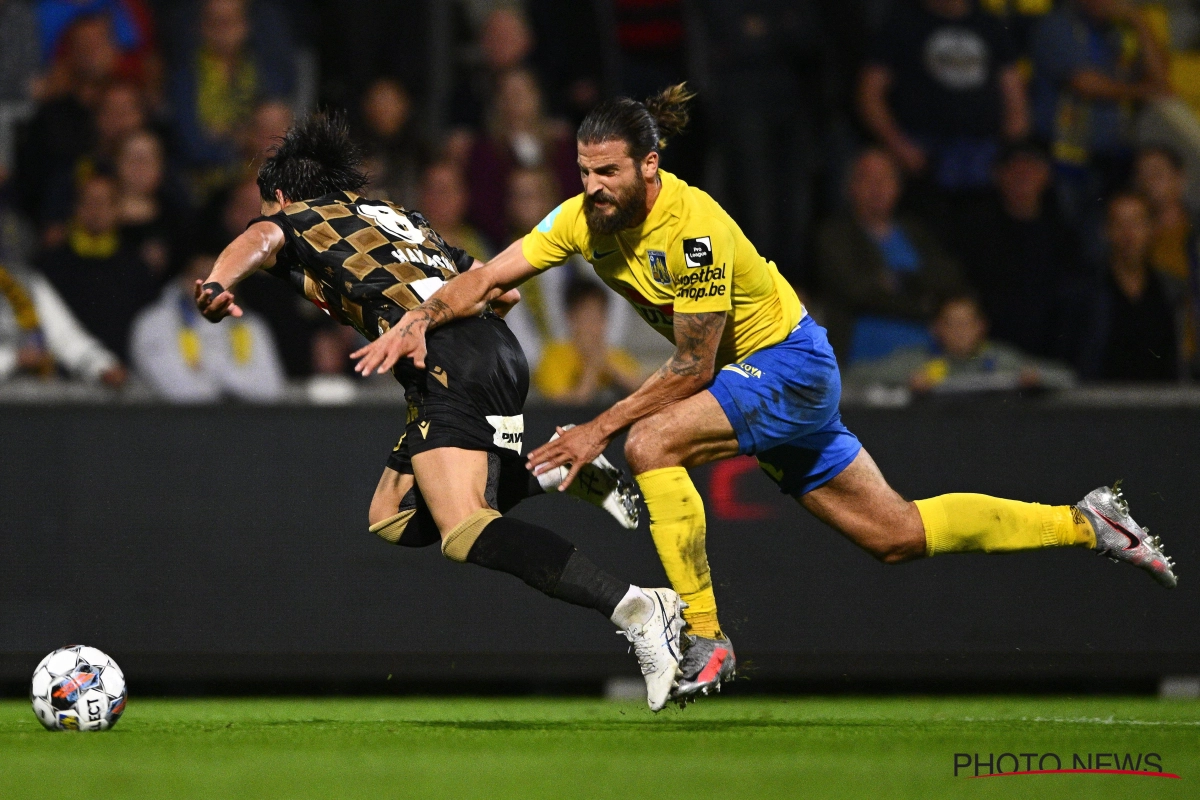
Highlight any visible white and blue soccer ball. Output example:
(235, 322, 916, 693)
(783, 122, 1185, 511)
(30, 645, 127, 731)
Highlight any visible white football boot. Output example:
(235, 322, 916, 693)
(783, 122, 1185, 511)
(612, 587, 687, 711)
(1077, 482, 1177, 588)
(537, 425, 641, 529)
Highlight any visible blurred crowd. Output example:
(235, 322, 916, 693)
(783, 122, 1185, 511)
(1, 0, 1199, 405)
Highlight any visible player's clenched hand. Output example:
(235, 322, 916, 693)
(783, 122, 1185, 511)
(194, 280, 243, 322)
(528, 421, 612, 491)
(351, 314, 429, 375)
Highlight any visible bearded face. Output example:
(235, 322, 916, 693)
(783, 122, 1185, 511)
(582, 167, 648, 235)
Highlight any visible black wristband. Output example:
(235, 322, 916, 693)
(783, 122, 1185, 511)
(201, 282, 226, 297)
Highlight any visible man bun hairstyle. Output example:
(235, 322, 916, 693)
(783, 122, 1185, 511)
(577, 82, 695, 161)
(257, 111, 369, 203)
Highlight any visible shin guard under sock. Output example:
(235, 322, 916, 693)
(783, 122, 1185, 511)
(635, 466, 722, 638)
(466, 517, 627, 617)
(915, 494, 1097, 555)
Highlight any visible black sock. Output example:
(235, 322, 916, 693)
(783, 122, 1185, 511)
(466, 517, 628, 618)
(554, 551, 629, 618)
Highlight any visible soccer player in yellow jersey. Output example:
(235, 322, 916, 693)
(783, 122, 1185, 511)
(353, 85, 1177, 706)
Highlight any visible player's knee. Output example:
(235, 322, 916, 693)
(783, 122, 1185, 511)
(369, 508, 415, 544)
(624, 421, 667, 474)
(872, 540, 923, 564)
(369, 485, 441, 548)
(440, 509, 502, 562)
(863, 518, 927, 564)
(368, 493, 400, 529)
(368, 475, 410, 531)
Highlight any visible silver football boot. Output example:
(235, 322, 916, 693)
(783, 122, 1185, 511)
(617, 588, 687, 712)
(537, 425, 641, 529)
(1077, 482, 1177, 588)
(672, 634, 737, 704)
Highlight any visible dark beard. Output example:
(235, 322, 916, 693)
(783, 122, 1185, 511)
(583, 179, 647, 235)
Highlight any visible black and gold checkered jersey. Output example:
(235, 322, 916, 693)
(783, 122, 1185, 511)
(255, 192, 475, 342)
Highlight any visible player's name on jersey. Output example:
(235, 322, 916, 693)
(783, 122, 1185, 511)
(392, 248, 456, 272)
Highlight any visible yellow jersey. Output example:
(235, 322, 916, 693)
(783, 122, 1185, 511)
(521, 170, 804, 367)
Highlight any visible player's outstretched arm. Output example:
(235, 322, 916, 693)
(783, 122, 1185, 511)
(195, 221, 286, 322)
(466, 258, 522, 317)
(352, 239, 540, 374)
(528, 310, 726, 489)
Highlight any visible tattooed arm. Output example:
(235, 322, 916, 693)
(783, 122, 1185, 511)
(351, 239, 539, 373)
(525, 310, 727, 485)
(593, 310, 727, 435)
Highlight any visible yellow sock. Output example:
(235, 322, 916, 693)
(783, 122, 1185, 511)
(635, 466, 722, 638)
(915, 494, 1096, 556)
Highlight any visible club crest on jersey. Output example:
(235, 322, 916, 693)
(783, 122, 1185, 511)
(683, 236, 713, 268)
(647, 250, 671, 286)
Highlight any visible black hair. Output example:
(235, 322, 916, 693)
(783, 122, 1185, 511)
(577, 83, 695, 161)
(565, 279, 608, 310)
(1137, 143, 1186, 173)
(256, 112, 369, 203)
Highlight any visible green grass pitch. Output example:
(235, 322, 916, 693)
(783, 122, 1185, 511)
(1, 696, 1197, 799)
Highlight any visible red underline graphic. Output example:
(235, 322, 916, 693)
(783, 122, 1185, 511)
(969, 769, 1181, 779)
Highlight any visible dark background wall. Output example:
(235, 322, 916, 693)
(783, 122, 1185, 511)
(1, 402, 1197, 693)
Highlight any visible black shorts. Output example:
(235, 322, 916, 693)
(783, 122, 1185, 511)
(386, 314, 529, 475)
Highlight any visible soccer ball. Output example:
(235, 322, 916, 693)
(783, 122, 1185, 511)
(30, 645, 127, 731)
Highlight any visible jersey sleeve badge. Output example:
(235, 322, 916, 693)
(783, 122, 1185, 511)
(683, 236, 713, 268)
(647, 249, 671, 286)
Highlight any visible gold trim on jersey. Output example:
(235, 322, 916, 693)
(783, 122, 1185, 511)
(301, 274, 323, 305)
(381, 261, 430, 284)
(341, 297, 364, 329)
(312, 203, 353, 221)
(303, 221, 341, 253)
(383, 282, 421, 308)
(345, 225, 390, 254)
(270, 191, 469, 332)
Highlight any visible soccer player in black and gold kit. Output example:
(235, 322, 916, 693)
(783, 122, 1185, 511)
(194, 114, 689, 711)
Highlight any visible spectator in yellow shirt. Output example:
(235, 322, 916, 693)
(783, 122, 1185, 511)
(535, 280, 642, 404)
